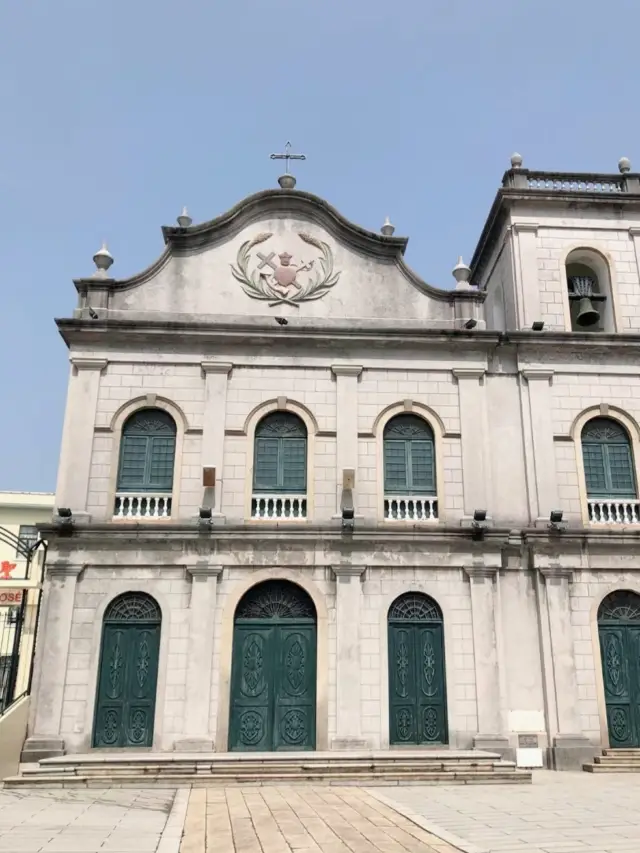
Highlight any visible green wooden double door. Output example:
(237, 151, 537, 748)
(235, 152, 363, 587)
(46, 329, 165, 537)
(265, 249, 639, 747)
(388, 594, 448, 746)
(93, 593, 161, 749)
(600, 623, 640, 748)
(230, 622, 316, 751)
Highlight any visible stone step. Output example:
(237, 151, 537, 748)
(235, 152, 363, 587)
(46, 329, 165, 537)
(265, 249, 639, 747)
(19, 759, 514, 776)
(602, 748, 640, 756)
(584, 763, 640, 772)
(17, 763, 517, 780)
(6, 748, 530, 787)
(4, 768, 531, 788)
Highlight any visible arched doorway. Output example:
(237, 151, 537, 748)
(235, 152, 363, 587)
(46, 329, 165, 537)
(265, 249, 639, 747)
(388, 592, 448, 745)
(93, 592, 161, 748)
(229, 580, 317, 751)
(598, 590, 640, 748)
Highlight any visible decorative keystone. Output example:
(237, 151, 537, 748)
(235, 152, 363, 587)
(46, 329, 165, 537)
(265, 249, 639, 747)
(380, 216, 395, 236)
(92, 242, 113, 277)
(177, 206, 192, 227)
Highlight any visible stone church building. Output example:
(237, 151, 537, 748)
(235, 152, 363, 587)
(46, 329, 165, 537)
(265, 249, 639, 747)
(23, 154, 640, 771)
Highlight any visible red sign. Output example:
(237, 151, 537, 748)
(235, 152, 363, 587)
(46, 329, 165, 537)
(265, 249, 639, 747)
(0, 561, 16, 580)
(0, 589, 22, 605)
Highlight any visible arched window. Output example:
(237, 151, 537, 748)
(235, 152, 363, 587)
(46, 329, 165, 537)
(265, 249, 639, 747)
(565, 249, 612, 332)
(581, 418, 636, 499)
(383, 415, 437, 521)
(117, 409, 177, 493)
(252, 412, 307, 519)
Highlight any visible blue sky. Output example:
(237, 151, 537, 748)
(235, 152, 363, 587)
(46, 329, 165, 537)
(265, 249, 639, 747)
(1, 0, 639, 491)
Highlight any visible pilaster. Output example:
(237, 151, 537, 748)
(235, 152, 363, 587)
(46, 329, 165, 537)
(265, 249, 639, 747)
(331, 565, 369, 749)
(174, 563, 223, 752)
(521, 369, 559, 524)
(512, 222, 540, 328)
(22, 562, 84, 762)
(331, 365, 362, 515)
(55, 358, 107, 518)
(539, 566, 594, 770)
(452, 369, 491, 519)
(464, 566, 509, 756)
(200, 362, 233, 516)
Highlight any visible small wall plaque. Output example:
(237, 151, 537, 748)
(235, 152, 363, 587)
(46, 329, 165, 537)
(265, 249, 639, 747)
(518, 734, 539, 748)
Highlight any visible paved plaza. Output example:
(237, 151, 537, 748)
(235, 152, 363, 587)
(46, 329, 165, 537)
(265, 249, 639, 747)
(2, 773, 640, 853)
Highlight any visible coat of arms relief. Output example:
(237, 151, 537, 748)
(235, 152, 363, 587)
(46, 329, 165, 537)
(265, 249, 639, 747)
(231, 232, 341, 307)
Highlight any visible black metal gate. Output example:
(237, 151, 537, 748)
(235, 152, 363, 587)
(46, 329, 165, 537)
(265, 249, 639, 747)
(0, 528, 46, 716)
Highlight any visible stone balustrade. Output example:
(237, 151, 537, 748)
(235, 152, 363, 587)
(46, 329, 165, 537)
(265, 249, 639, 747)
(588, 498, 640, 525)
(384, 496, 438, 522)
(251, 494, 307, 520)
(113, 492, 172, 519)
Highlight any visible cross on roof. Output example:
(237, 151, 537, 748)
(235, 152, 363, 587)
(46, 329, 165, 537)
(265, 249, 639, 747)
(270, 141, 306, 175)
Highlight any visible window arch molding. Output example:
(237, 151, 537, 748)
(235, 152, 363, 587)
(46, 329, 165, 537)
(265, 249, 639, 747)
(374, 403, 445, 523)
(571, 407, 640, 525)
(560, 243, 619, 334)
(243, 399, 317, 521)
(106, 397, 187, 520)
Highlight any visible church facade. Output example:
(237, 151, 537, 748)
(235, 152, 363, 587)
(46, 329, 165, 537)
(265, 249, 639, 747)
(23, 156, 640, 770)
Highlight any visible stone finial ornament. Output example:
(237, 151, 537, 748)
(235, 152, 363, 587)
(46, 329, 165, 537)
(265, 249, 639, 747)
(92, 243, 113, 277)
(177, 206, 192, 227)
(510, 152, 523, 169)
(452, 256, 472, 288)
(278, 174, 297, 189)
(380, 216, 395, 236)
(618, 157, 632, 174)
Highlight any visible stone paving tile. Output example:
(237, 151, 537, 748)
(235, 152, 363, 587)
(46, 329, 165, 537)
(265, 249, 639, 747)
(371, 771, 640, 853)
(179, 786, 459, 853)
(0, 787, 176, 853)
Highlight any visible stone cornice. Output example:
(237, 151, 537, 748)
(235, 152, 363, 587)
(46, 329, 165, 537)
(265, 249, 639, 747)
(70, 357, 108, 372)
(452, 367, 485, 382)
(539, 566, 574, 582)
(332, 565, 366, 578)
(187, 563, 223, 579)
(511, 222, 539, 234)
(201, 361, 233, 376)
(521, 368, 554, 383)
(46, 562, 85, 578)
(464, 565, 498, 581)
(331, 365, 363, 378)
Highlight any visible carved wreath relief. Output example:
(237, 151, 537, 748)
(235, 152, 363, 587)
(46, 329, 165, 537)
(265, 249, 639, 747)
(231, 232, 340, 307)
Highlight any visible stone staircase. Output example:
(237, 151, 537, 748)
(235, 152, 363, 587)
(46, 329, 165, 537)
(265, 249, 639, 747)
(584, 748, 640, 772)
(4, 749, 532, 787)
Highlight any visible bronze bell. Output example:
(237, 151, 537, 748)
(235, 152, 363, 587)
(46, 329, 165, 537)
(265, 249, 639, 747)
(569, 275, 601, 327)
(575, 297, 600, 327)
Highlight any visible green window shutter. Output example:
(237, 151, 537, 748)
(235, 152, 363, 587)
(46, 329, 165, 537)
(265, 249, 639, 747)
(384, 440, 409, 493)
(147, 436, 176, 491)
(410, 440, 435, 493)
(253, 413, 308, 494)
(118, 435, 149, 491)
(117, 409, 177, 492)
(280, 438, 307, 492)
(605, 445, 636, 497)
(254, 437, 280, 491)
(582, 444, 607, 496)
